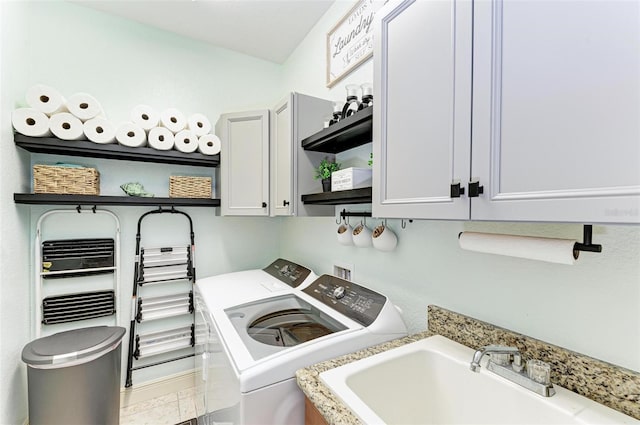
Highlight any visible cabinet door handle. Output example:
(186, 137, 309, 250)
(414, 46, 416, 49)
(262, 202, 267, 208)
(450, 183, 465, 198)
(283, 200, 290, 206)
(468, 181, 484, 198)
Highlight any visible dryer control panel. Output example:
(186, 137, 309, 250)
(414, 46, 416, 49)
(263, 258, 311, 288)
(303, 275, 386, 327)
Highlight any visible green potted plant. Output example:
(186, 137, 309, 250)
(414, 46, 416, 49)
(314, 157, 341, 192)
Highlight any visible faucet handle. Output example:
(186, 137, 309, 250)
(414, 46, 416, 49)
(512, 353, 524, 372)
(527, 359, 552, 385)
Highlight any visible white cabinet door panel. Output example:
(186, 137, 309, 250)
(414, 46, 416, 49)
(472, 0, 640, 223)
(373, 0, 472, 219)
(218, 110, 269, 216)
(271, 96, 294, 216)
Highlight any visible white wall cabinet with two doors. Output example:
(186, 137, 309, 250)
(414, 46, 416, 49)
(217, 93, 333, 216)
(373, 0, 640, 224)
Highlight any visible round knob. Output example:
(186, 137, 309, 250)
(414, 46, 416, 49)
(333, 286, 346, 299)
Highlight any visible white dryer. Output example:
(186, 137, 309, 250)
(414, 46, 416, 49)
(195, 258, 318, 311)
(196, 273, 407, 425)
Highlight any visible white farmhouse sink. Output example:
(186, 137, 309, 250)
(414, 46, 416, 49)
(320, 335, 638, 424)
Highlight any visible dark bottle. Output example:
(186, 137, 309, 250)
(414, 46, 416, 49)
(330, 101, 342, 126)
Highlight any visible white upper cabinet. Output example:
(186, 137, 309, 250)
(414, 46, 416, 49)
(471, 0, 640, 223)
(270, 93, 334, 217)
(217, 110, 270, 216)
(374, 0, 640, 223)
(372, 0, 473, 220)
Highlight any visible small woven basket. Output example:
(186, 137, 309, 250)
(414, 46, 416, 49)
(33, 165, 100, 195)
(169, 176, 212, 198)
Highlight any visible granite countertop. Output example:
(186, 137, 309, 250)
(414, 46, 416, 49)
(296, 305, 640, 425)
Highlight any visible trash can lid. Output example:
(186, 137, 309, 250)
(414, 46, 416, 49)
(22, 326, 126, 367)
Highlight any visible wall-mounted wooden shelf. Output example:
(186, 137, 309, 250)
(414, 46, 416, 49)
(301, 107, 372, 154)
(14, 134, 219, 167)
(14, 193, 220, 207)
(301, 187, 372, 205)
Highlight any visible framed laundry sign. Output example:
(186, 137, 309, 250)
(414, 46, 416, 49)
(326, 0, 383, 87)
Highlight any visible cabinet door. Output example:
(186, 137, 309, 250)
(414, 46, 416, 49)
(271, 95, 294, 216)
(372, 0, 473, 220)
(217, 110, 269, 216)
(472, 0, 640, 223)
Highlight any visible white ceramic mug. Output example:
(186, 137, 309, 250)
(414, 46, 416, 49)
(352, 223, 373, 247)
(372, 224, 398, 251)
(337, 222, 353, 245)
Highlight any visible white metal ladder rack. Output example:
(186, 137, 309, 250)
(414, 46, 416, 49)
(34, 208, 121, 338)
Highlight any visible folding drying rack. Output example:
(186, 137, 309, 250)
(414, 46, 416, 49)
(125, 207, 196, 388)
(34, 208, 121, 338)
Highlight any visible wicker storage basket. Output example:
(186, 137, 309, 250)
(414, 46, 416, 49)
(169, 176, 212, 198)
(33, 165, 100, 195)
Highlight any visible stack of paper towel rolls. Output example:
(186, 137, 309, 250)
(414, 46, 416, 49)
(11, 84, 221, 156)
(138, 106, 220, 155)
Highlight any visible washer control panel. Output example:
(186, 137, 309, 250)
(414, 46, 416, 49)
(263, 258, 311, 288)
(303, 275, 386, 326)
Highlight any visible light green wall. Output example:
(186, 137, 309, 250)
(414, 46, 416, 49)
(1, 2, 286, 423)
(279, 0, 640, 374)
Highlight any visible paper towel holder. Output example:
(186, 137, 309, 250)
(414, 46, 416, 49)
(573, 224, 602, 257)
(457, 224, 602, 260)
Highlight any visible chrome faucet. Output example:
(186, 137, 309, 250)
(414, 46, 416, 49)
(470, 345, 520, 372)
(469, 344, 556, 397)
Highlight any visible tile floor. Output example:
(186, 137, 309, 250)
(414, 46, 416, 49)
(119, 387, 198, 425)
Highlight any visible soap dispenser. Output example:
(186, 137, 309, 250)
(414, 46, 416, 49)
(359, 83, 373, 110)
(341, 84, 361, 119)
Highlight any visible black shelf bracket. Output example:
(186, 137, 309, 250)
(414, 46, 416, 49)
(573, 225, 602, 257)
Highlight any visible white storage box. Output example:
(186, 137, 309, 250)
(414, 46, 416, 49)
(331, 167, 372, 191)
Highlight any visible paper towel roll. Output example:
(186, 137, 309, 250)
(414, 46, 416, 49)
(148, 127, 175, 151)
(25, 84, 67, 116)
(188, 113, 212, 137)
(67, 93, 104, 122)
(131, 104, 160, 131)
(458, 232, 578, 265)
(49, 112, 84, 140)
(83, 117, 116, 144)
(116, 122, 147, 147)
(160, 108, 186, 134)
(197, 134, 221, 155)
(174, 130, 198, 153)
(12, 108, 52, 137)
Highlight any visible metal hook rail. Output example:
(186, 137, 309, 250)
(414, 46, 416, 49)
(336, 209, 413, 229)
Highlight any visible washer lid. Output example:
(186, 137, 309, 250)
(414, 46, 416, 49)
(22, 326, 126, 366)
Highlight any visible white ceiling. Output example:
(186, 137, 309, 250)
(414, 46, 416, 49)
(75, 0, 335, 64)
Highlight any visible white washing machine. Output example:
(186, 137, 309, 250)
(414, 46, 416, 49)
(194, 259, 319, 421)
(196, 273, 407, 425)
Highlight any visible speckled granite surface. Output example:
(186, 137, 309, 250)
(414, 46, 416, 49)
(296, 305, 640, 424)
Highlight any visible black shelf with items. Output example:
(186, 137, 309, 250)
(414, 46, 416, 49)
(301, 187, 372, 205)
(14, 133, 220, 167)
(301, 107, 372, 154)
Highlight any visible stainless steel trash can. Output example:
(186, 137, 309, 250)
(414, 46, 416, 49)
(22, 326, 126, 425)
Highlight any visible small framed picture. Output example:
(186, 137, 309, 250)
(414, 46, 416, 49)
(326, 0, 384, 87)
